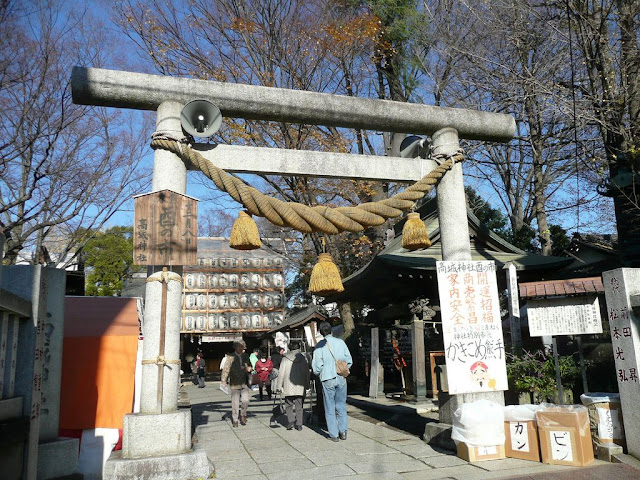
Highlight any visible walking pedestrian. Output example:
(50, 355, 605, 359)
(255, 349, 274, 401)
(196, 353, 206, 388)
(219, 353, 228, 373)
(249, 348, 259, 372)
(312, 321, 352, 442)
(274, 341, 310, 431)
(271, 346, 284, 370)
(221, 339, 252, 427)
(269, 346, 284, 383)
(191, 356, 198, 385)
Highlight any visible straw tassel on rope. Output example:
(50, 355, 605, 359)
(401, 212, 431, 250)
(230, 211, 262, 250)
(308, 253, 344, 296)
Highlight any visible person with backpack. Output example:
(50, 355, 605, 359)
(221, 339, 252, 427)
(311, 322, 352, 442)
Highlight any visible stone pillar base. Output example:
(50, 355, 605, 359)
(123, 410, 191, 458)
(103, 449, 212, 480)
(37, 437, 80, 480)
(596, 442, 624, 462)
(424, 423, 456, 452)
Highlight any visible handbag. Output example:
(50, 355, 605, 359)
(326, 340, 350, 378)
(250, 372, 260, 386)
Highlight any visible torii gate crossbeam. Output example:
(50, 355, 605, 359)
(72, 67, 515, 143)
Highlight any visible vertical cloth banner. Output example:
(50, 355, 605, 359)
(436, 261, 508, 394)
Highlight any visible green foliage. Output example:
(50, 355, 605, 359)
(83, 226, 136, 296)
(507, 227, 536, 252)
(503, 224, 570, 255)
(506, 349, 581, 403)
(465, 186, 511, 239)
(366, 0, 425, 43)
(549, 224, 571, 256)
(464, 188, 571, 256)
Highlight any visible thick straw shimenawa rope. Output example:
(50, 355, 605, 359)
(151, 133, 463, 235)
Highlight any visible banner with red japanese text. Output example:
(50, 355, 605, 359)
(436, 260, 508, 394)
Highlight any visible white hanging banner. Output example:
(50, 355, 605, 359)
(436, 260, 508, 394)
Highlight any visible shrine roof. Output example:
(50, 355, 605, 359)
(327, 197, 572, 305)
(195, 237, 288, 259)
(519, 276, 604, 299)
(268, 304, 327, 333)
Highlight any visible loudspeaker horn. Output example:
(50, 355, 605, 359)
(400, 135, 428, 158)
(180, 99, 222, 138)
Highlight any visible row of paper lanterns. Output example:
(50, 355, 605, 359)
(184, 292, 284, 310)
(195, 256, 283, 268)
(184, 272, 284, 290)
(183, 312, 284, 330)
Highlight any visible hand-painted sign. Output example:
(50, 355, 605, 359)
(436, 260, 508, 394)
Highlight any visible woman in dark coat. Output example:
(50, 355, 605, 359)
(221, 340, 252, 427)
(196, 353, 206, 388)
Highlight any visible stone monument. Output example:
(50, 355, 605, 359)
(602, 268, 640, 459)
(1, 264, 79, 479)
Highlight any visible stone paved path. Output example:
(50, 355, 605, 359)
(185, 382, 626, 480)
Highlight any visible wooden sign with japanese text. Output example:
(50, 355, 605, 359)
(527, 296, 603, 337)
(133, 190, 197, 266)
(436, 260, 508, 395)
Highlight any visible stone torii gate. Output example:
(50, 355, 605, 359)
(72, 67, 515, 478)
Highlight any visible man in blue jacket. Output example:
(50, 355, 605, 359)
(312, 321, 353, 442)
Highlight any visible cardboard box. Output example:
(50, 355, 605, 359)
(536, 406, 594, 467)
(457, 442, 506, 462)
(504, 420, 541, 462)
(587, 401, 625, 448)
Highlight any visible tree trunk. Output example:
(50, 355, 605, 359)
(533, 154, 552, 256)
(338, 301, 355, 339)
(614, 0, 640, 265)
(571, 0, 640, 265)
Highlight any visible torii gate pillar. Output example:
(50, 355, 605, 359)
(424, 127, 505, 448)
(152, 101, 187, 193)
(104, 101, 212, 479)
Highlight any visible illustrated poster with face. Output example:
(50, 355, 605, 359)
(436, 260, 508, 394)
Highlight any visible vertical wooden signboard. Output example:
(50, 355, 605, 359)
(133, 190, 198, 266)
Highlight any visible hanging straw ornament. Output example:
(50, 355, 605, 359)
(308, 238, 344, 296)
(401, 212, 431, 250)
(229, 211, 262, 250)
(308, 253, 344, 296)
